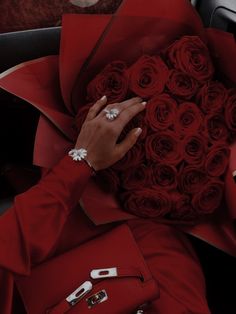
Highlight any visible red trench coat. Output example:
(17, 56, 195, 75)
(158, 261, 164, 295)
(0, 156, 211, 314)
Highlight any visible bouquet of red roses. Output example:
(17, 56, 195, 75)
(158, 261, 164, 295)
(0, 0, 236, 255)
(76, 35, 233, 223)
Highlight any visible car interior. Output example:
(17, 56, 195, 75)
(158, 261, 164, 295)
(0, 1, 236, 313)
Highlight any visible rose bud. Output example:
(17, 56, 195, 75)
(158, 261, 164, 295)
(192, 179, 224, 214)
(197, 81, 227, 114)
(178, 165, 208, 194)
(205, 113, 228, 143)
(166, 70, 199, 100)
(169, 193, 199, 223)
(145, 93, 177, 131)
(145, 131, 182, 165)
(150, 163, 177, 189)
(182, 134, 207, 165)
(205, 144, 230, 177)
(128, 55, 169, 98)
(121, 187, 172, 218)
(87, 60, 128, 103)
(175, 102, 203, 135)
(167, 35, 214, 82)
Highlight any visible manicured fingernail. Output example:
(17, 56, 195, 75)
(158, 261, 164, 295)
(141, 101, 147, 106)
(135, 128, 142, 136)
(101, 95, 107, 101)
(232, 170, 236, 182)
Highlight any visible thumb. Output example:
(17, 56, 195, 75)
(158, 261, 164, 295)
(116, 128, 142, 158)
(85, 95, 107, 121)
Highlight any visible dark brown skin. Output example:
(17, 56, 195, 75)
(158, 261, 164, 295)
(75, 96, 146, 170)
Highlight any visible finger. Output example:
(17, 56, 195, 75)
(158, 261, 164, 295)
(97, 97, 143, 119)
(115, 128, 142, 158)
(85, 95, 107, 121)
(115, 101, 146, 132)
(110, 97, 143, 111)
(113, 97, 143, 110)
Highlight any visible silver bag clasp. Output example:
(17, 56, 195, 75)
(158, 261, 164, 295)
(66, 281, 93, 306)
(90, 267, 118, 279)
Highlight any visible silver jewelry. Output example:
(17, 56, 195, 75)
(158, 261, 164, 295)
(104, 108, 120, 121)
(68, 148, 87, 161)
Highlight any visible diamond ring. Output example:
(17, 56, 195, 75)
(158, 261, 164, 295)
(103, 108, 120, 121)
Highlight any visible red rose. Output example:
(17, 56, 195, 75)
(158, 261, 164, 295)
(182, 134, 207, 165)
(205, 114, 228, 143)
(175, 102, 203, 135)
(170, 193, 199, 223)
(225, 91, 236, 132)
(192, 179, 224, 214)
(95, 168, 120, 194)
(178, 165, 207, 194)
(205, 144, 230, 177)
(145, 131, 182, 165)
(121, 164, 150, 190)
(122, 188, 172, 218)
(166, 70, 199, 100)
(167, 36, 214, 82)
(112, 143, 145, 171)
(87, 61, 128, 103)
(128, 55, 169, 98)
(145, 93, 177, 131)
(150, 163, 177, 189)
(197, 81, 227, 114)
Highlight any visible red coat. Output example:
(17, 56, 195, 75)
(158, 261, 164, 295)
(0, 156, 211, 314)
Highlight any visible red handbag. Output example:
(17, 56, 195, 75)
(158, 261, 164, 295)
(15, 224, 159, 314)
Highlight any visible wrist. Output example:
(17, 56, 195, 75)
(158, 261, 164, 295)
(68, 148, 96, 175)
(83, 158, 96, 175)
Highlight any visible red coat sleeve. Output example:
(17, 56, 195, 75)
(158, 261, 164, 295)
(0, 156, 93, 275)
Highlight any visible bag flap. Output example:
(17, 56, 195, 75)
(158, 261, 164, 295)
(15, 224, 159, 314)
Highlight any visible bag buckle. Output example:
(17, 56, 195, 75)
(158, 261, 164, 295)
(86, 290, 108, 308)
(90, 267, 118, 279)
(66, 281, 93, 306)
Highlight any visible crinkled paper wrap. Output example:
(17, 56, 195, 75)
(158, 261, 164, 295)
(0, 0, 235, 256)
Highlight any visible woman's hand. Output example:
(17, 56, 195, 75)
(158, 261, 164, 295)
(75, 96, 146, 171)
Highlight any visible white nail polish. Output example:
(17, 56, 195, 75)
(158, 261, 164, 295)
(142, 101, 147, 106)
(101, 95, 107, 101)
(135, 128, 142, 136)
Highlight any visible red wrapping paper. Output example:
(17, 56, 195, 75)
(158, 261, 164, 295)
(0, 0, 235, 256)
